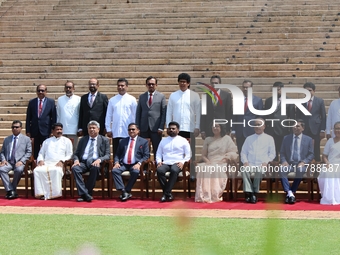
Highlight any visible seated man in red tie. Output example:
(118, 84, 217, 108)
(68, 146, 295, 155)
(112, 123, 150, 201)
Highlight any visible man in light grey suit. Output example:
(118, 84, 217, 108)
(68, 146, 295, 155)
(136, 76, 166, 154)
(0, 120, 32, 199)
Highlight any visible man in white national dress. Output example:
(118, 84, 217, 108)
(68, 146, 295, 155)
(33, 123, 73, 200)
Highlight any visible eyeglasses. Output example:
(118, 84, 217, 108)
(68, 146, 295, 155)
(128, 128, 136, 131)
(147, 83, 156, 86)
(11, 126, 20, 129)
(37, 89, 45, 92)
(65, 86, 73, 89)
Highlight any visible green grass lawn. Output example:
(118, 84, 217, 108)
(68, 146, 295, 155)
(0, 214, 338, 255)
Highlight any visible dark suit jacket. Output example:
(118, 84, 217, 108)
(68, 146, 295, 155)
(73, 135, 110, 163)
(0, 134, 32, 164)
(232, 95, 263, 138)
(201, 89, 232, 135)
(25, 97, 56, 137)
(264, 96, 295, 137)
(114, 136, 149, 165)
(78, 92, 108, 135)
(297, 96, 326, 135)
(136, 91, 166, 132)
(280, 134, 314, 164)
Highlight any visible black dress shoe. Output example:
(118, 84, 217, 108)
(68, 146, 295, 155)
(77, 194, 92, 202)
(120, 192, 132, 202)
(288, 196, 296, 204)
(7, 191, 18, 200)
(250, 194, 257, 204)
(5, 191, 11, 199)
(167, 193, 174, 202)
(284, 196, 290, 204)
(160, 195, 167, 203)
(245, 192, 252, 203)
(190, 176, 196, 182)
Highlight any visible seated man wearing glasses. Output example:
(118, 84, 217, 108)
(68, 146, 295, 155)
(112, 123, 149, 201)
(0, 121, 32, 199)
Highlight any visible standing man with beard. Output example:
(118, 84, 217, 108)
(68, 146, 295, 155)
(105, 78, 137, 154)
(57, 81, 81, 150)
(78, 78, 108, 137)
(156, 122, 191, 202)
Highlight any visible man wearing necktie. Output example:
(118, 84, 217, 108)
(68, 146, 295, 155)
(112, 123, 149, 201)
(26, 84, 56, 159)
(136, 76, 166, 155)
(0, 121, 32, 199)
(279, 120, 314, 204)
(296, 82, 326, 162)
(72, 120, 110, 202)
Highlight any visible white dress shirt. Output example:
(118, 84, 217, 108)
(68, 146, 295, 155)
(56, 94, 81, 135)
(156, 135, 191, 165)
(241, 132, 275, 166)
(37, 136, 73, 164)
(105, 93, 137, 137)
(166, 89, 201, 133)
(83, 136, 99, 160)
(123, 136, 138, 164)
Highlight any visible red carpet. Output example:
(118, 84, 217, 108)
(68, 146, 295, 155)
(1, 197, 340, 211)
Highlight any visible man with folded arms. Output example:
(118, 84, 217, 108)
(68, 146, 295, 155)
(0, 120, 32, 199)
(156, 121, 191, 202)
(72, 120, 110, 202)
(34, 123, 73, 200)
(112, 123, 149, 201)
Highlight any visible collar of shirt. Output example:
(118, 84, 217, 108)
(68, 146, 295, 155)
(88, 92, 98, 100)
(130, 135, 138, 141)
(12, 134, 20, 140)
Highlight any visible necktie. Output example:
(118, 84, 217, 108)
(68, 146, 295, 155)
(10, 136, 17, 164)
(38, 99, 43, 117)
(213, 92, 218, 105)
(127, 138, 135, 164)
(307, 99, 312, 111)
(90, 94, 95, 108)
(148, 93, 152, 107)
(292, 136, 299, 162)
(86, 138, 95, 168)
(244, 97, 248, 112)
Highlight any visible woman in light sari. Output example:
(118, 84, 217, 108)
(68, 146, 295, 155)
(195, 124, 238, 203)
(318, 121, 340, 205)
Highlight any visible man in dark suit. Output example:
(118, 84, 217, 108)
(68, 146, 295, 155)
(264, 82, 295, 161)
(231, 80, 263, 160)
(0, 120, 32, 199)
(200, 75, 232, 139)
(78, 78, 108, 136)
(279, 119, 314, 204)
(136, 76, 166, 154)
(112, 123, 150, 201)
(72, 120, 110, 202)
(26, 84, 57, 159)
(296, 82, 326, 162)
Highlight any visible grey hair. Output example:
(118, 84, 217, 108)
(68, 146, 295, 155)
(87, 120, 100, 129)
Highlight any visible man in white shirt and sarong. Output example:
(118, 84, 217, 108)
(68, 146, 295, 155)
(34, 123, 73, 200)
(240, 118, 276, 203)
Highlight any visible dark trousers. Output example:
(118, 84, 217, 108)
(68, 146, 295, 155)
(157, 163, 181, 195)
(72, 162, 100, 196)
(113, 137, 123, 157)
(178, 131, 195, 177)
(140, 128, 162, 155)
(112, 164, 139, 192)
(272, 133, 284, 162)
(303, 128, 320, 161)
(33, 132, 49, 159)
